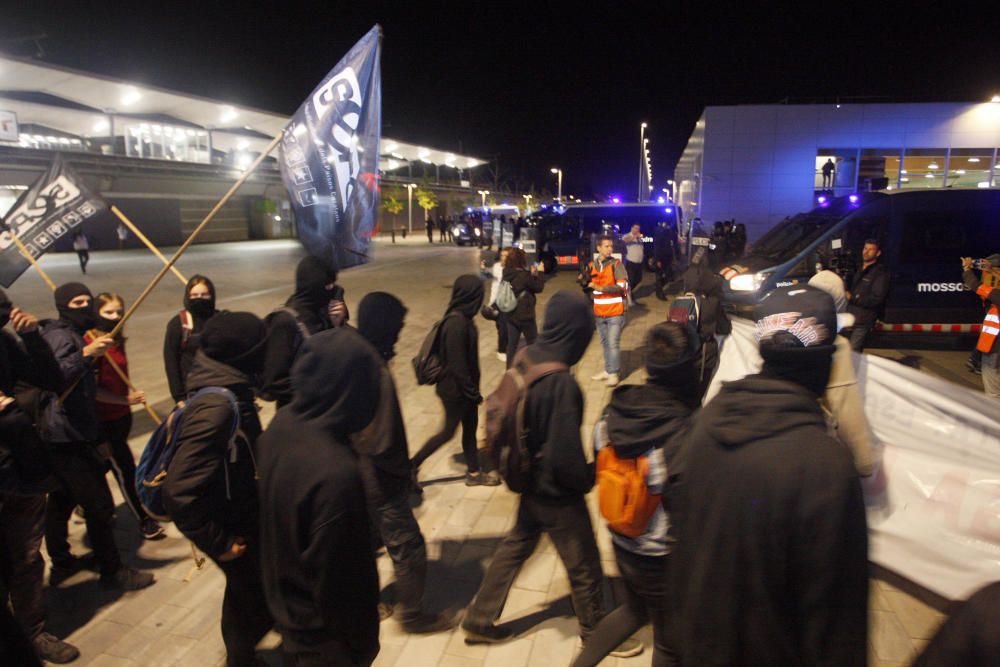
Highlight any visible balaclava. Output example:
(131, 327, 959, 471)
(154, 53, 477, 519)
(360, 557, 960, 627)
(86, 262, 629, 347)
(54, 282, 95, 333)
(183, 275, 217, 321)
(357, 292, 407, 360)
(199, 312, 268, 376)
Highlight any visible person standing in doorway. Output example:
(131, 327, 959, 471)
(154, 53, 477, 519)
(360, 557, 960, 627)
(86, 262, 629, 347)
(622, 224, 645, 305)
(580, 235, 628, 387)
(71, 230, 89, 274)
(822, 158, 836, 189)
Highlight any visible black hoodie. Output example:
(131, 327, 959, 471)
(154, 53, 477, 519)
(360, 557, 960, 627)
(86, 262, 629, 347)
(163, 275, 218, 402)
(522, 290, 596, 500)
(436, 275, 483, 403)
(257, 327, 380, 657)
(670, 375, 868, 666)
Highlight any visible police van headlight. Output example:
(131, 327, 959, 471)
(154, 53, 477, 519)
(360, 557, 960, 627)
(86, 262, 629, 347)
(453, 226, 463, 236)
(474, 228, 481, 237)
(729, 272, 768, 292)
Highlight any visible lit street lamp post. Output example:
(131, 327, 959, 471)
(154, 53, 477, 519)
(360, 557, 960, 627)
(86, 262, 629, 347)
(477, 189, 490, 208)
(638, 122, 647, 202)
(405, 183, 417, 234)
(550, 167, 562, 203)
(522, 193, 532, 213)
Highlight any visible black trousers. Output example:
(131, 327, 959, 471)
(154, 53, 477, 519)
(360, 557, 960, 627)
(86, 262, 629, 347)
(625, 261, 643, 298)
(505, 319, 537, 369)
(76, 250, 89, 273)
(495, 314, 508, 354)
(0, 494, 46, 639)
(465, 494, 605, 637)
(215, 541, 274, 667)
(848, 321, 875, 352)
(99, 413, 150, 524)
(44, 445, 121, 576)
(282, 638, 376, 666)
(369, 484, 427, 623)
(573, 545, 676, 667)
(412, 399, 480, 473)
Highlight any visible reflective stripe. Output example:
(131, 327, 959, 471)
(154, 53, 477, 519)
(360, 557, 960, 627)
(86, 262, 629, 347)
(594, 297, 623, 305)
(983, 326, 1000, 335)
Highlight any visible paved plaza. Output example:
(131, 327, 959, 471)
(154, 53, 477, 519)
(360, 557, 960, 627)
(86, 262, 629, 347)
(8, 236, 968, 666)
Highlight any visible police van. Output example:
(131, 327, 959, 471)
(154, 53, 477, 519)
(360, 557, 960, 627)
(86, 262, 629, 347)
(525, 202, 682, 273)
(722, 189, 999, 346)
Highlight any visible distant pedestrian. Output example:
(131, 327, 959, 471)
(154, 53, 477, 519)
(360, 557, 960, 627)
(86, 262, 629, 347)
(115, 222, 128, 250)
(258, 327, 382, 666)
(502, 247, 545, 368)
(580, 235, 628, 387)
(486, 248, 510, 362)
(622, 224, 644, 304)
(822, 158, 836, 188)
(163, 275, 219, 404)
(164, 312, 274, 667)
(411, 275, 498, 487)
(437, 215, 448, 243)
(71, 230, 89, 274)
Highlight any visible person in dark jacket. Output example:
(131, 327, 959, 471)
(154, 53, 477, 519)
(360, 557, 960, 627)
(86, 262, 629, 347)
(354, 292, 454, 633)
(41, 283, 154, 592)
(912, 581, 1000, 667)
(463, 291, 640, 657)
(258, 327, 381, 666)
(411, 275, 497, 486)
(670, 285, 868, 666)
(502, 247, 545, 368)
(163, 312, 273, 667)
(573, 321, 698, 667)
(846, 238, 890, 352)
(0, 290, 80, 663)
(653, 220, 677, 300)
(681, 247, 732, 399)
(163, 274, 218, 404)
(260, 255, 345, 408)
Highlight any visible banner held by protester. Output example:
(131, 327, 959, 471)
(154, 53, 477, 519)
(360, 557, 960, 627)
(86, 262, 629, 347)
(279, 24, 382, 271)
(0, 154, 108, 287)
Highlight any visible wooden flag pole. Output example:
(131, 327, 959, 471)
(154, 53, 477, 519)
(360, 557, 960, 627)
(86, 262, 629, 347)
(111, 206, 188, 285)
(104, 354, 162, 425)
(7, 232, 57, 291)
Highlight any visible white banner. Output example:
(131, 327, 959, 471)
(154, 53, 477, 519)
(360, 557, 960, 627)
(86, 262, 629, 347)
(709, 319, 1000, 601)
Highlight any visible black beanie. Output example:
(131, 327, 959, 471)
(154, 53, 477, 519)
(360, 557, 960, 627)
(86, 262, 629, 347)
(54, 282, 92, 308)
(199, 312, 268, 373)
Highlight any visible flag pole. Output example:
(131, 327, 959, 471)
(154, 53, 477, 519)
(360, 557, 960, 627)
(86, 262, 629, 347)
(104, 354, 162, 425)
(111, 206, 188, 285)
(7, 232, 56, 291)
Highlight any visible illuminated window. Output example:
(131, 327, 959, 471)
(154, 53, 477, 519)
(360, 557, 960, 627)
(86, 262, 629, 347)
(899, 148, 948, 189)
(815, 149, 856, 195)
(945, 148, 994, 188)
(858, 148, 901, 191)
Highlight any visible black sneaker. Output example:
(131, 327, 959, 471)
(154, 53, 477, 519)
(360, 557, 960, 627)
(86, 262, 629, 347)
(400, 611, 457, 634)
(33, 631, 80, 664)
(100, 566, 155, 591)
(463, 621, 514, 644)
(49, 554, 97, 587)
(141, 518, 166, 540)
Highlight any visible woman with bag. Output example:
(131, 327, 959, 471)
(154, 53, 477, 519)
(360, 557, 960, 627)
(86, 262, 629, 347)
(501, 247, 545, 368)
(87, 293, 165, 540)
(483, 248, 510, 362)
(163, 275, 218, 404)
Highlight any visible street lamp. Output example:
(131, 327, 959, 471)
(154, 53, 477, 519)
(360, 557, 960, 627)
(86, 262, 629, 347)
(477, 189, 490, 208)
(522, 193, 533, 213)
(550, 167, 562, 202)
(405, 183, 417, 234)
(666, 179, 675, 201)
(638, 123, 647, 201)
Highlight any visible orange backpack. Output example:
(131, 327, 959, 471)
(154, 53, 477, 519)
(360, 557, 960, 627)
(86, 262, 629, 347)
(596, 445, 662, 538)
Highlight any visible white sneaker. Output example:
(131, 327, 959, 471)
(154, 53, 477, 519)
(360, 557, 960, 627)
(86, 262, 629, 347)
(606, 373, 620, 387)
(590, 370, 609, 381)
(496, 352, 507, 362)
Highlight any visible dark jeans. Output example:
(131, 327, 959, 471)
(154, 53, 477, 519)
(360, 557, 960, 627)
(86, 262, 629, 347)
(848, 320, 874, 352)
(573, 545, 676, 667)
(369, 483, 427, 622)
(465, 494, 605, 637)
(45, 445, 121, 575)
(99, 413, 150, 524)
(505, 319, 538, 369)
(625, 261, 643, 298)
(412, 399, 480, 473)
(215, 541, 274, 667)
(496, 314, 508, 354)
(282, 639, 376, 666)
(0, 494, 46, 639)
(76, 250, 89, 273)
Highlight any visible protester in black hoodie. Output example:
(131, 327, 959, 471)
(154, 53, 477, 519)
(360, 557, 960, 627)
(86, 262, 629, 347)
(354, 292, 453, 634)
(681, 247, 731, 399)
(163, 274, 218, 404)
(464, 291, 636, 654)
(163, 312, 273, 667)
(501, 247, 545, 368)
(412, 275, 498, 486)
(258, 327, 381, 666)
(670, 285, 868, 666)
(0, 289, 80, 663)
(41, 282, 154, 592)
(260, 255, 346, 407)
(573, 321, 697, 667)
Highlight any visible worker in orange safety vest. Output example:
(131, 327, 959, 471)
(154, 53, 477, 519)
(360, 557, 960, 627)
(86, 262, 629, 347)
(962, 254, 1000, 398)
(579, 235, 629, 387)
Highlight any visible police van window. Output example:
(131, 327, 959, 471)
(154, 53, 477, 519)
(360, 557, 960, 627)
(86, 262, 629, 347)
(899, 208, 993, 264)
(838, 198, 890, 255)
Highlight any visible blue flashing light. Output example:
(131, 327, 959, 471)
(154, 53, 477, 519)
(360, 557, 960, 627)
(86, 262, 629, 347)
(848, 194, 859, 205)
(657, 196, 665, 204)
(466, 207, 472, 212)
(816, 195, 828, 205)
(664, 207, 673, 214)
(611, 197, 621, 204)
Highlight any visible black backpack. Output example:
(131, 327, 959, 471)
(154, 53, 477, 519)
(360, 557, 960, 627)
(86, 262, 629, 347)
(412, 312, 457, 386)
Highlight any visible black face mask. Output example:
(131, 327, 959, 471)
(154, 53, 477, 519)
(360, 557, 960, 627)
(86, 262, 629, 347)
(58, 303, 96, 333)
(0, 301, 11, 329)
(187, 298, 215, 320)
(96, 315, 121, 334)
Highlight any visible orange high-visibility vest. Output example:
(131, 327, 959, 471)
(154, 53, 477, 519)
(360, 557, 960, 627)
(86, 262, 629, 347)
(976, 284, 998, 353)
(591, 259, 626, 318)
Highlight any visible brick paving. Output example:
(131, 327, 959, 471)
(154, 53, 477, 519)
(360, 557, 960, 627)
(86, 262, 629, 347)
(11, 237, 952, 665)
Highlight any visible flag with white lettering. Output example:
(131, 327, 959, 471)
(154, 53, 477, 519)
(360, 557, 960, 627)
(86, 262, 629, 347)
(0, 154, 108, 287)
(280, 25, 381, 270)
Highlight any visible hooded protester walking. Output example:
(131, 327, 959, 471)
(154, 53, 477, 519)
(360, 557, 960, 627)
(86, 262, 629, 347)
(669, 285, 868, 665)
(258, 327, 382, 666)
(260, 255, 346, 407)
(411, 275, 498, 487)
(163, 274, 219, 404)
(40, 283, 155, 593)
(680, 246, 732, 399)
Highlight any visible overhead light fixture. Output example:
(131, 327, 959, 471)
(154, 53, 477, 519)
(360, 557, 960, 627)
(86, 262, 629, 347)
(967, 157, 980, 163)
(120, 87, 141, 106)
(927, 162, 940, 170)
(219, 106, 238, 123)
(924, 174, 934, 178)
(956, 169, 967, 175)
(93, 119, 110, 133)
(236, 139, 250, 150)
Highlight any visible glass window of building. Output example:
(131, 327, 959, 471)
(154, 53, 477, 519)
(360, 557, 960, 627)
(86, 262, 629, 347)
(858, 149, 901, 191)
(815, 149, 857, 196)
(899, 148, 947, 189)
(945, 148, 994, 188)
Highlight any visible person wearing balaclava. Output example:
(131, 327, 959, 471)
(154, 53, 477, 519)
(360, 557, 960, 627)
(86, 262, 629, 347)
(163, 274, 219, 404)
(669, 285, 868, 666)
(40, 282, 156, 594)
(354, 292, 454, 634)
(574, 321, 698, 667)
(260, 255, 345, 407)
(464, 291, 625, 652)
(258, 327, 382, 666)
(0, 289, 82, 663)
(411, 274, 495, 487)
(163, 311, 274, 667)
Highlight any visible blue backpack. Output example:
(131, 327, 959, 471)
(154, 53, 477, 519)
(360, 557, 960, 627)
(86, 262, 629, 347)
(135, 387, 241, 522)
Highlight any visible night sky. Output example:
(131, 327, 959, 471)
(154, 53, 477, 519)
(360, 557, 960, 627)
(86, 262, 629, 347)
(3, 2, 998, 199)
